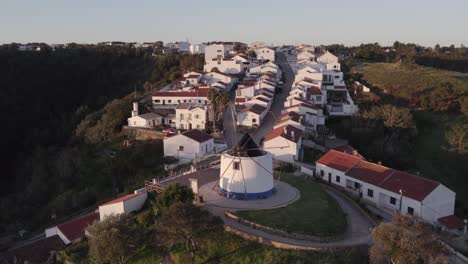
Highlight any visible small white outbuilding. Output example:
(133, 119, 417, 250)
(98, 191, 148, 220)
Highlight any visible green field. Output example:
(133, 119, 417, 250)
(353, 62, 468, 212)
(355, 62, 468, 101)
(237, 174, 347, 237)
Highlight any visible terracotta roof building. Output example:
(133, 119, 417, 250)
(315, 150, 456, 225)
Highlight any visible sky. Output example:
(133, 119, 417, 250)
(1, 0, 467, 47)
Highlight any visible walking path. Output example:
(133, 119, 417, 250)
(200, 179, 374, 249)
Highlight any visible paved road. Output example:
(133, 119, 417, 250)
(252, 52, 294, 143)
(203, 181, 374, 248)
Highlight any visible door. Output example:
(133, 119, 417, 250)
(328, 173, 331, 184)
(189, 123, 192, 130)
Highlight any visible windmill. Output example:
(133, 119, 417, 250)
(211, 102, 294, 199)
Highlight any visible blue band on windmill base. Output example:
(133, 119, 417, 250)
(220, 188, 273, 199)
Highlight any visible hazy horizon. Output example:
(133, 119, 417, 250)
(2, 0, 467, 47)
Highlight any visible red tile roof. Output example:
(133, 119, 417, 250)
(277, 111, 302, 123)
(379, 170, 439, 201)
(153, 88, 209, 97)
(333, 145, 364, 159)
(316, 149, 362, 172)
(264, 124, 303, 143)
(307, 87, 322, 95)
(235, 97, 247, 103)
(57, 212, 99, 242)
(100, 192, 145, 206)
(182, 129, 213, 143)
(317, 150, 441, 201)
(255, 97, 270, 103)
(284, 103, 322, 111)
(438, 215, 465, 229)
(346, 160, 393, 186)
(240, 104, 267, 115)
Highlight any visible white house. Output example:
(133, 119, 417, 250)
(204, 58, 243, 74)
(236, 104, 267, 127)
(98, 191, 148, 221)
(205, 44, 226, 61)
(255, 47, 275, 62)
(282, 103, 325, 130)
(152, 88, 209, 107)
(263, 125, 303, 163)
(297, 50, 316, 61)
(273, 112, 305, 131)
(315, 150, 456, 224)
(190, 43, 207, 54)
(127, 102, 162, 128)
(174, 103, 208, 130)
(163, 130, 214, 161)
(317, 51, 340, 71)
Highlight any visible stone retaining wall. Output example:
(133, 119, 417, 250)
(225, 211, 345, 243)
(223, 226, 351, 252)
(123, 126, 164, 141)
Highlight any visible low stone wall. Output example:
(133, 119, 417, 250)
(123, 126, 164, 141)
(223, 226, 350, 252)
(225, 212, 345, 243)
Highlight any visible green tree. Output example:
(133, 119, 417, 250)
(207, 88, 230, 132)
(156, 183, 194, 210)
(362, 104, 414, 129)
(87, 214, 143, 264)
(370, 213, 448, 264)
(247, 50, 257, 58)
(157, 201, 221, 263)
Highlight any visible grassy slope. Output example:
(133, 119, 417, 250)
(354, 62, 468, 211)
(237, 174, 347, 236)
(356, 62, 468, 100)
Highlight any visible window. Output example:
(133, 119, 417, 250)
(168, 100, 172, 103)
(390, 197, 396, 205)
(183, 100, 187, 103)
(198, 100, 202, 103)
(196, 124, 200, 129)
(178, 100, 181, 103)
(233, 162, 240, 170)
(194, 114, 199, 119)
(320, 170, 324, 176)
(354, 182, 361, 189)
(180, 114, 184, 120)
(407, 207, 414, 215)
(316, 96, 322, 101)
(367, 189, 374, 198)
(335, 175, 340, 183)
(334, 76, 339, 79)
(178, 146, 184, 151)
(252, 118, 257, 123)
(154, 99, 161, 103)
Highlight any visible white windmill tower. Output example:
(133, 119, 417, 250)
(210, 103, 289, 200)
(219, 133, 274, 199)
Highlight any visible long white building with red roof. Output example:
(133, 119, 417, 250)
(315, 150, 456, 225)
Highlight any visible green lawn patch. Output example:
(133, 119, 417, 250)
(237, 174, 347, 237)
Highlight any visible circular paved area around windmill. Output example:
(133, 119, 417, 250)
(199, 180, 300, 211)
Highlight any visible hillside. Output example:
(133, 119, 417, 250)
(347, 62, 468, 214)
(354, 62, 468, 113)
(0, 45, 203, 233)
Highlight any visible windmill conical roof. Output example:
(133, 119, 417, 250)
(231, 134, 264, 157)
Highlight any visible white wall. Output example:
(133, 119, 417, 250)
(421, 184, 456, 223)
(264, 137, 300, 163)
(164, 135, 214, 161)
(123, 192, 148, 214)
(152, 96, 208, 106)
(99, 202, 124, 221)
(205, 44, 226, 61)
(175, 107, 207, 130)
(237, 111, 262, 126)
(128, 116, 160, 128)
(220, 152, 274, 194)
(204, 59, 243, 74)
(256, 47, 275, 62)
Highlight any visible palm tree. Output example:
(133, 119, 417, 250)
(207, 88, 230, 133)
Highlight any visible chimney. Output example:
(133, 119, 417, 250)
(132, 102, 139, 117)
(283, 127, 287, 135)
